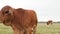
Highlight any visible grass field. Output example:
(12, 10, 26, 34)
(0, 23, 60, 34)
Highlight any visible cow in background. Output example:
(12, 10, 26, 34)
(0, 5, 37, 34)
(47, 20, 53, 25)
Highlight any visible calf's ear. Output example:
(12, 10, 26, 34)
(9, 8, 14, 15)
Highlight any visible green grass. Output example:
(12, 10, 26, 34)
(0, 23, 60, 34)
(0, 23, 13, 34)
(37, 23, 60, 34)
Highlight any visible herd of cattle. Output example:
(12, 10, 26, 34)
(0, 5, 53, 34)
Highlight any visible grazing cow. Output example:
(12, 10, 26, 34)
(47, 20, 53, 25)
(0, 5, 37, 34)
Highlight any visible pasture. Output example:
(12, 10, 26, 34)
(0, 23, 60, 34)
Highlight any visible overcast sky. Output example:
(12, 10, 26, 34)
(0, 0, 60, 22)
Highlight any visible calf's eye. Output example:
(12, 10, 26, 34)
(5, 11, 9, 13)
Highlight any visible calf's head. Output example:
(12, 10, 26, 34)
(0, 5, 14, 26)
